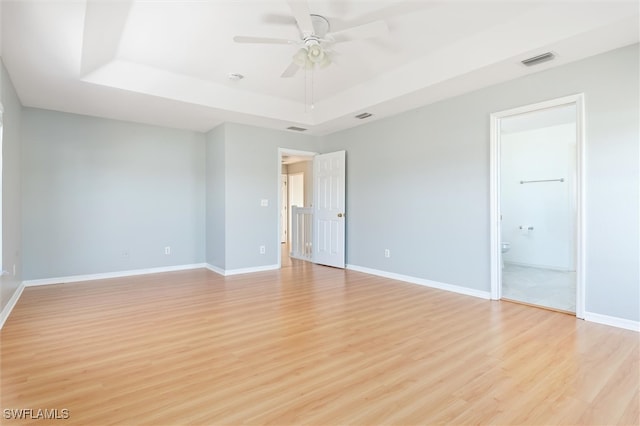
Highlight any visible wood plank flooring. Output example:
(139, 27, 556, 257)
(1, 262, 638, 425)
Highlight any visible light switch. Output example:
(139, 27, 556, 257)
(260, 199, 269, 207)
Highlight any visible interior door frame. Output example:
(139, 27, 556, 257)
(280, 174, 288, 244)
(277, 148, 318, 268)
(489, 94, 586, 318)
(0, 102, 3, 275)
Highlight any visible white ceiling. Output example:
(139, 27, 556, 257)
(1, 0, 638, 135)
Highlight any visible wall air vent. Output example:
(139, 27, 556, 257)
(355, 112, 373, 119)
(287, 126, 307, 132)
(521, 52, 555, 67)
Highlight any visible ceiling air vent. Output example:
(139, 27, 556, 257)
(287, 126, 307, 132)
(355, 112, 373, 119)
(521, 52, 555, 67)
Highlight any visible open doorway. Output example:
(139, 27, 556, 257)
(278, 148, 316, 268)
(490, 94, 585, 317)
(287, 172, 304, 245)
(0, 103, 3, 273)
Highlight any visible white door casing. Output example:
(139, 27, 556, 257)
(280, 175, 287, 243)
(313, 151, 346, 268)
(489, 94, 585, 318)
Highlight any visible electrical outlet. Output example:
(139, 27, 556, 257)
(165, 246, 171, 255)
(259, 245, 266, 254)
(384, 249, 391, 258)
(260, 199, 269, 207)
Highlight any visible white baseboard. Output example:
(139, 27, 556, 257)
(584, 312, 640, 332)
(0, 282, 25, 329)
(206, 263, 280, 276)
(346, 264, 491, 300)
(9, 263, 639, 333)
(23, 263, 207, 287)
(205, 264, 226, 276)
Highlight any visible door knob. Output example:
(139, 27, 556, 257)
(337, 213, 344, 218)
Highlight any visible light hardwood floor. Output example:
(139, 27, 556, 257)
(2, 263, 638, 425)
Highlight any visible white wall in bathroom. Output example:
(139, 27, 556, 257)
(501, 122, 576, 270)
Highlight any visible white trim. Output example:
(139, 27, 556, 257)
(205, 263, 226, 276)
(489, 94, 586, 318)
(346, 264, 491, 300)
(575, 95, 586, 319)
(0, 282, 25, 329)
(225, 264, 280, 276)
(205, 263, 280, 277)
(9, 268, 637, 333)
(23, 263, 207, 287)
(0, 102, 4, 274)
(489, 110, 501, 300)
(585, 312, 640, 332)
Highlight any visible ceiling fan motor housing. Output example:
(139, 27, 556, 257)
(309, 14, 330, 38)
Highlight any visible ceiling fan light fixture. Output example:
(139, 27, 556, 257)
(292, 40, 331, 70)
(233, 1, 388, 80)
(307, 42, 324, 64)
(318, 51, 331, 68)
(293, 48, 310, 68)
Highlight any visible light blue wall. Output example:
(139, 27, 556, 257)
(581, 45, 639, 321)
(9, 44, 639, 324)
(205, 125, 226, 269)
(323, 99, 490, 291)
(223, 123, 318, 270)
(18, 112, 318, 277)
(322, 44, 639, 322)
(21, 109, 206, 280)
(1, 59, 23, 312)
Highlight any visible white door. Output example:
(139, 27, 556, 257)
(313, 151, 346, 268)
(280, 175, 288, 243)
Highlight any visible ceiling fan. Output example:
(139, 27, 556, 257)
(233, 0, 389, 78)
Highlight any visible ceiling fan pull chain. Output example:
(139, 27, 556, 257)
(311, 68, 315, 110)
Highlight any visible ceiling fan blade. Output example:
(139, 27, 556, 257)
(261, 13, 296, 26)
(328, 20, 389, 43)
(286, 0, 314, 37)
(281, 61, 300, 78)
(233, 35, 294, 45)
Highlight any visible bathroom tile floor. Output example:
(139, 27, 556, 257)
(502, 263, 576, 313)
